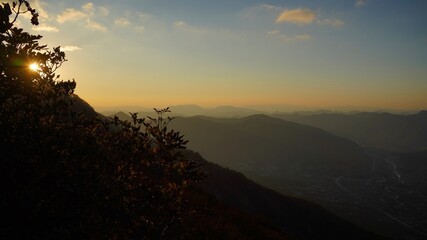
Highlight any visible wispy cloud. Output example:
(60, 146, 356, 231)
(12, 0, 50, 23)
(267, 29, 311, 42)
(134, 25, 145, 33)
(98, 6, 109, 16)
(259, 4, 281, 11)
(57, 8, 87, 23)
(172, 20, 239, 40)
(114, 18, 131, 27)
(274, 7, 344, 28)
(61, 46, 82, 52)
(281, 34, 312, 42)
(319, 18, 344, 27)
(56, 2, 108, 32)
(268, 30, 280, 35)
(174, 21, 187, 27)
(355, 0, 367, 7)
(32, 24, 59, 32)
(86, 19, 107, 32)
(82, 2, 94, 12)
(276, 8, 316, 25)
(13, 0, 62, 32)
(32, 0, 50, 20)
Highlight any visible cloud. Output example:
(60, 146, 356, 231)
(268, 30, 280, 35)
(61, 46, 82, 52)
(14, 0, 50, 21)
(268, 32, 312, 42)
(273, 7, 343, 28)
(281, 34, 312, 42)
(276, 8, 316, 25)
(57, 2, 108, 32)
(355, 0, 367, 7)
(258, 4, 282, 12)
(172, 20, 239, 40)
(82, 2, 108, 16)
(134, 25, 145, 33)
(114, 18, 131, 27)
(32, 0, 50, 20)
(294, 34, 311, 41)
(57, 8, 87, 23)
(98, 6, 109, 16)
(319, 18, 344, 27)
(260, 4, 274, 10)
(82, 2, 94, 12)
(174, 21, 186, 27)
(86, 19, 107, 31)
(32, 24, 59, 32)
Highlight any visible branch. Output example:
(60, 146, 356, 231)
(11, 1, 23, 24)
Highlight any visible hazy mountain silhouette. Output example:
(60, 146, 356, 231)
(169, 114, 372, 177)
(167, 105, 265, 117)
(106, 105, 264, 118)
(273, 111, 427, 151)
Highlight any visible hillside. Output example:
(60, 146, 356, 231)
(166, 114, 427, 239)
(184, 151, 385, 240)
(273, 111, 427, 151)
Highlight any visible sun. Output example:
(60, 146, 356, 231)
(29, 63, 40, 72)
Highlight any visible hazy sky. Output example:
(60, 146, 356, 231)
(15, 0, 427, 110)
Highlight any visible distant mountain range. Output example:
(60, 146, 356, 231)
(107, 107, 427, 152)
(102, 104, 265, 118)
(273, 111, 427, 151)
(169, 114, 372, 178)
(98, 104, 421, 117)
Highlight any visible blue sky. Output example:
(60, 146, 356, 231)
(12, 0, 427, 110)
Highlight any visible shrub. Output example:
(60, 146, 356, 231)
(0, 1, 201, 238)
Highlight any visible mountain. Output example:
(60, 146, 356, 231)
(60, 100, 381, 238)
(167, 105, 265, 117)
(70, 105, 427, 239)
(109, 111, 133, 121)
(170, 114, 372, 178)
(185, 151, 385, 240)
(169, 114, 427, 239)
(273, 111, 427, 151)
(71, 95, 101, 119)
(107, 105, 265, 119)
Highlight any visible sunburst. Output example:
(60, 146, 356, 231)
(29, 63, 40, 72)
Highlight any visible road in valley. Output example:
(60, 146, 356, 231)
(334, 147, 427, 239)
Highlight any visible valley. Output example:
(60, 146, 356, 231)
(166, 114, 427, 239)
(111, 111, 427, 239)
(227, 146, 427, 240)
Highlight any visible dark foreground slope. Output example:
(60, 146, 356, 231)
(274, 111, 427, 151)
(184, 151, 385, 240)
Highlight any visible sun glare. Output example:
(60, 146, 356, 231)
(29, 63, 40, 72)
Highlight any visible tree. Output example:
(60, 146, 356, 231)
(0, 1, 201, 238)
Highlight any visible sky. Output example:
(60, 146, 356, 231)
(11, 0, 427, 111)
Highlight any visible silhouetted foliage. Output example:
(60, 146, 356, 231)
(0, 1, 202, 238)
